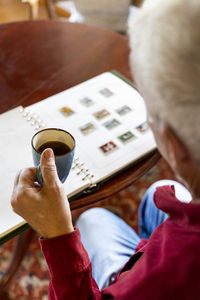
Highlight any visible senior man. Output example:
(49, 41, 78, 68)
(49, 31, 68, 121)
(11, 0, 200, 299)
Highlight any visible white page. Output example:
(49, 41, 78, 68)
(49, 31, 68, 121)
(0, 107, 33, 237)
(0, 107, 90, 238)
(29, 72, 156, 187)
(0, 72, 156, 238)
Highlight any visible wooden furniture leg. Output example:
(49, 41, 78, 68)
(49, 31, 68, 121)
(0, 228, 36, 296)
(45, 0, 56, 19)
(22, 0, 39, 20)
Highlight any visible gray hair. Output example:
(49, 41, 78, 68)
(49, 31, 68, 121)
(129, 0, 200, 163)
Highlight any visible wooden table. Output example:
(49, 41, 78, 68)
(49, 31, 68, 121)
(0, 20, 160, 294)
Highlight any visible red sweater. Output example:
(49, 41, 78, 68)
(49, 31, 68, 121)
(40, 186, 200, 299)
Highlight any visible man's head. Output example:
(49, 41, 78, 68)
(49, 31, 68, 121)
(129, 0, 200, 195)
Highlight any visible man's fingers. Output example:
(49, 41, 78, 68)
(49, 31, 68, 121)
(11, 167, 37, 211)
(13, 169, 22, 189)
(14, 167, 37, 189)
(18, 168, 37, 186)
(40, 148, 60, 186)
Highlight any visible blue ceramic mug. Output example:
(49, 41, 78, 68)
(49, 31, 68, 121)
(31, 128, 75, 185)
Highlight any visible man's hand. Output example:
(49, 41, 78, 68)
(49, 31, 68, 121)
(11, 148, 74, 238)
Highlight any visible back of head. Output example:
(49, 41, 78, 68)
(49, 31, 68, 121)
(129, 0, 200, 163)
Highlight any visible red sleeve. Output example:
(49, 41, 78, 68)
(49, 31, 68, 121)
(40, 228, 101, 300)
(40, 186, 200, 300)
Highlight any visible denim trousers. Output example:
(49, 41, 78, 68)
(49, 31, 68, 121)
(76, 180, 192, 289)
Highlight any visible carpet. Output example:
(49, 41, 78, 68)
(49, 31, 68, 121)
(0, 158, 175, 299)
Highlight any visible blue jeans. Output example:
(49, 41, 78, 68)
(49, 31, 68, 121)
(76, 180, 191, 289)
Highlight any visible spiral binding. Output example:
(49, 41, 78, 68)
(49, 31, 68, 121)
(19, 107, 46, 131)
(19, 107, 95, 186)
(72, 156, 96, 187)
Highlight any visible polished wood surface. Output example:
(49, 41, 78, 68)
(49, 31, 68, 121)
(0, 20, 160, 294)
(0, 20, 131, 114)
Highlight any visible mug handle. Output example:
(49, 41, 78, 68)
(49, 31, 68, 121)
(36, 164, 43, 185)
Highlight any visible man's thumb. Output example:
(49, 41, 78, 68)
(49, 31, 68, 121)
(40, 148, 59, 185)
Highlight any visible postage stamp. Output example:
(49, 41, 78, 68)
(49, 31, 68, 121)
(103, 118, 121, 130)
(118, 131, 136, 143)
(59, 106, 75, 117)
(79, 122, 97, 135)
(99, 88, 114, 98)
(80, 97, 95, 107)
(93, 109, 110, 120)
(116, 105, 132, 116)
(99, 141, 118, 154)
(136, 122, 149, 133)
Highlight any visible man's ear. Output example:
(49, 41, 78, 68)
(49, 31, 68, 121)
(160, 124, 191, 173)
(160, 123, 200, 200)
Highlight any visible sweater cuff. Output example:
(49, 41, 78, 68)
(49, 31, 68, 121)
(40, 227, 91, 281)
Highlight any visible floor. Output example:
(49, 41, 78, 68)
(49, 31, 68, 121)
(0, 0, 144, 24)
(0, 0, 49, 23)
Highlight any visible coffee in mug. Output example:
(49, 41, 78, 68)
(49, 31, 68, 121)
(31, 128, 75, 185)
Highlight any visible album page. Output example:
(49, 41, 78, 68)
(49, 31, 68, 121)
(0, 107, 33, 238)
(0, 71, 156, 239)
(0, 106, 90, 239)
(28, 72, 156, 195)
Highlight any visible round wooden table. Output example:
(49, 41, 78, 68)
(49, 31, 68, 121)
(0, 20, 160, 294)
